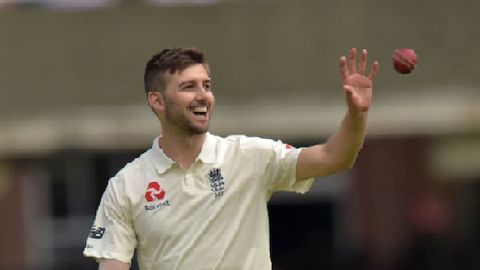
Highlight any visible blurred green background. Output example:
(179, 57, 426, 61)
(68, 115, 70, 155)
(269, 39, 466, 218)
(0, 0, 479, 269)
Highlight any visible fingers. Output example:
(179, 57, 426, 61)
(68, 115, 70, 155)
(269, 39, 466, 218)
(339, 56, 348, 82)
(358, 49, 367, 75)
(368, 61, 380, 81)
(340, 48, 379, 82)
(348, 48, 357, 74)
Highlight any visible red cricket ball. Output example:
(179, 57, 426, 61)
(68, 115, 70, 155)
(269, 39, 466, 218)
(392, 48, 417, 74)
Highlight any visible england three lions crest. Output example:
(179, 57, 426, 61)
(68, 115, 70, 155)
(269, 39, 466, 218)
(208, 168, 224, 198)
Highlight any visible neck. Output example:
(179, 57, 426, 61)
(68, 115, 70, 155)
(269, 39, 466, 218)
(159, 129, 207, 169)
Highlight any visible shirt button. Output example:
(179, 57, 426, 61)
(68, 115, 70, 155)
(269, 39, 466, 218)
(184, 174, 194, 186)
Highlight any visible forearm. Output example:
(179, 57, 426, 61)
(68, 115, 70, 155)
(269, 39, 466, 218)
(98, 259, 130, 270)
(324, 110, 368, 168)
(296, 48, 377, 181)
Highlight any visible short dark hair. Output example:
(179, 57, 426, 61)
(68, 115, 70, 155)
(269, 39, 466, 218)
(144, 47, 209, 93)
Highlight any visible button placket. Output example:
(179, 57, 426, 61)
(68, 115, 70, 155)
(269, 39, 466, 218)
(184, 173, 194, 187)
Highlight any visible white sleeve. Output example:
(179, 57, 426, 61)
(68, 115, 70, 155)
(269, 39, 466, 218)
(83, 176, 137, 264)
(264, 140, 314, 194)
(232, 135, 314, 194)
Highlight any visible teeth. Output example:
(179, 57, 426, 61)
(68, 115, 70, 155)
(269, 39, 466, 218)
(192, 106, 207, 113)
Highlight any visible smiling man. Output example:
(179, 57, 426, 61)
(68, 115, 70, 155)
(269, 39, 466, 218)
(83, 47, 379, 270)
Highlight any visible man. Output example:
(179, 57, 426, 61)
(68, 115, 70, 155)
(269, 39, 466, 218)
(83, 47, 379, 270)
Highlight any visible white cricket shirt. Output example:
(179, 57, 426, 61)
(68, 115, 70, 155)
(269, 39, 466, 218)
(83, 133, 313, 270)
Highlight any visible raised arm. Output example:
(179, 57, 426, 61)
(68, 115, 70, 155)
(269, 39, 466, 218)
(296, 48, 379, 181)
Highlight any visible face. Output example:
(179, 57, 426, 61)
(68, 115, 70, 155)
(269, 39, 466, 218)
(161, 64, 214, 135)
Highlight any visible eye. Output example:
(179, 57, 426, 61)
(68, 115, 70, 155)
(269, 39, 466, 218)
(204, 82, 212, 92)
(182, 84, 194, 91)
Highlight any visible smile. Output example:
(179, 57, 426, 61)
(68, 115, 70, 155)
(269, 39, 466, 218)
(190, 106, 208, 119)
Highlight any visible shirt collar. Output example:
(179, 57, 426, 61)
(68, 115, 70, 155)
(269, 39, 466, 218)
(150, 136, 175, 174)
(150, 132, 217, 174)
(197, 132, 216, 164)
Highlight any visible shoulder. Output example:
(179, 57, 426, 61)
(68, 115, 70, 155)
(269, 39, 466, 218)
(121, 153, 148, 177)
(218, 134, 300, 163)
(222, 134, 280, 150)
(211, 134, 291, 162)
(107, 151, 151, 190)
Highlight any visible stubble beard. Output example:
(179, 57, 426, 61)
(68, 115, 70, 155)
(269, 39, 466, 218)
(164, 98, 209, 136)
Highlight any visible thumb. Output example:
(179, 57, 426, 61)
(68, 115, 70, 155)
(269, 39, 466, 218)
(344, 85, 360, 111)
(344, 85, 355, 104)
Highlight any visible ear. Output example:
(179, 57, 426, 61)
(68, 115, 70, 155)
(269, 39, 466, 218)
(147, 92, 165, 113)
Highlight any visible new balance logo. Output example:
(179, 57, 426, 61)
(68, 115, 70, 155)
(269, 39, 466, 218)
(89, 226, 105, 239)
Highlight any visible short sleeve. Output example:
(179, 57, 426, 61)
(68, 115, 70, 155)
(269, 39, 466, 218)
(83, 176, 137, 264)
(264, 141, 314, 194)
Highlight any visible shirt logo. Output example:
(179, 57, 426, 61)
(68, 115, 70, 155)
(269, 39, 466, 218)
(145, 181, 166, 202)
(144, 181, 170, 211)
(209, 168, 224, 198)
(89, 226, 105, 239)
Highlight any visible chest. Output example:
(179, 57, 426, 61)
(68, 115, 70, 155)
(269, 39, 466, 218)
(130, 162, 264, 244)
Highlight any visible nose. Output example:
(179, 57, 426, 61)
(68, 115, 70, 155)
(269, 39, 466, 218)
(194, 86, 209, 100)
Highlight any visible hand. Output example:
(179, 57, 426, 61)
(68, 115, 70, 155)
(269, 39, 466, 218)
(340, 48, 379, 114)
